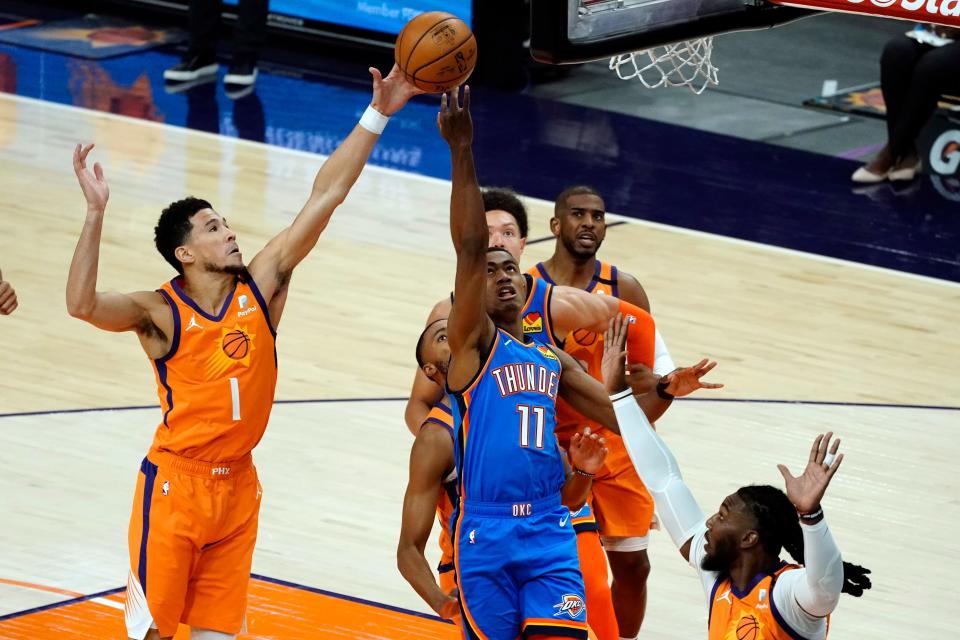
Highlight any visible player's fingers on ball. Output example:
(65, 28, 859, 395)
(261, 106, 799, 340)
(462, 84, 470, 109)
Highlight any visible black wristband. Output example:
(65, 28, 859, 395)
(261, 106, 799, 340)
(573, 467, 595, 478)
(798, 507, 823, 521)
(656, 377, 674, 400)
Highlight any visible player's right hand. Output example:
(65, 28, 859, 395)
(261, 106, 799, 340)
(433, 587, 460, 620)
(73, 143, 109, 213)
(437, 85, 472, 148)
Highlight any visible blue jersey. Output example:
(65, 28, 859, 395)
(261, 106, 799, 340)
(449, 328, 565, 504)
(520, 274, 562, 348)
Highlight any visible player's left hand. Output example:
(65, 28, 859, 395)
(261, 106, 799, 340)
(369, 63, 424, 117)
(778, 432, 843, 516)
(661, 359, 723, 398)
(569, 427, 607, 475)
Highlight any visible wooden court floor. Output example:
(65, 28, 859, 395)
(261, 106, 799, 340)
(0, 93, 958, 638)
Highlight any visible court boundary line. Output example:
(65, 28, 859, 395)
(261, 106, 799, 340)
(0, 576, 451, 626)
(1, 396, 957, 420)
(2, 92, 956, 287)
(251, 573, 453, 625)
(0, 587, 125, 623)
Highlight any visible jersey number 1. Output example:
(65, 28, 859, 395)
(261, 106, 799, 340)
(517, 404, 545, 449)
(230, 377, 241, 420)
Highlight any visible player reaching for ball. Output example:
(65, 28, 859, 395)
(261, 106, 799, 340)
(599, 316, 872, 640)
(65, 65, 422, 640)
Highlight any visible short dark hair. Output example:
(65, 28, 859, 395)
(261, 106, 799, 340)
(554, 185, 602, 216)
(416, 319, 445, 368)
(482, 187, 528, 238)
(154, 197, 212, 275)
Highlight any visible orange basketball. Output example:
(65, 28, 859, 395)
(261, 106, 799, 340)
(395, 12, 477, 93)
(736, 615, 760, 640)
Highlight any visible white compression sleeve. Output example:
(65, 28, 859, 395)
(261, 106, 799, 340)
(653, 329, 676, 375)
(794, 519, 844, 616)
(611, 389, 704, 547)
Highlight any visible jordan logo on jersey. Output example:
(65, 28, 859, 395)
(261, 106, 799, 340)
(716, 588, 732, 605)
(186, 315, 204, 331)
(522, 311, 543, 334)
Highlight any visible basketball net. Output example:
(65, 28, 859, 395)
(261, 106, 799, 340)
(609, 37, 718, 94)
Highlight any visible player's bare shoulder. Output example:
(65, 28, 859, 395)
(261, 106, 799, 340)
(615, 269, 651, 313)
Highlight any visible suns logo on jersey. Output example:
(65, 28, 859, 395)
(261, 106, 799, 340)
(522, 311, 543, 334)
(536, 345, 558, 361)
(552, 594, 585, 618)
(206, 324, 255, 377)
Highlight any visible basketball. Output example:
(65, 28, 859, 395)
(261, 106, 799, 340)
(395, 11, 476, 93)
(222, 329, 250, 359)
(736, 615, 760, 640)
(572, 329, 599, 347)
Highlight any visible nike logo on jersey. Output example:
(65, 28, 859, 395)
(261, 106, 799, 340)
(559, 513, 569, 527)
(504, 339, 512, 346)
(186, 314, 204, 331)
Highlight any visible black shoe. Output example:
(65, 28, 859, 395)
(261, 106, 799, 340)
(224, 61, 257, 86)
(164, 56, 219, 82)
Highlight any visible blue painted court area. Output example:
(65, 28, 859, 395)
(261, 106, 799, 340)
(0, 40, 956, 280)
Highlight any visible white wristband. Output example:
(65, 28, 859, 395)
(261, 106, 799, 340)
(359, 105, 390, 134)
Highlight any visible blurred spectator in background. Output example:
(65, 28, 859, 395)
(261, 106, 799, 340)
(853, 24, 960, 183)
(164, 0, 267, 89)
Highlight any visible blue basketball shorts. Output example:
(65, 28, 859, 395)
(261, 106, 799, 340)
(453, 494, 588, 639)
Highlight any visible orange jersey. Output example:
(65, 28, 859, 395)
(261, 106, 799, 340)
(422, 402, 458, 569)
(151, 276, 277, 461)
(529, 260, 630, 440)
(708, 564, 827, 640)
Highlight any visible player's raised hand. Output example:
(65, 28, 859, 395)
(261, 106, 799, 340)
(73, 143, 109, 213)
(433, 586, 460, 620)
(778, 432, 844, 516)
(601, 313, 628, 393)
(569, 427, 608, 475)
(437, 85, 472, 148)
(369, 63, 424, 117)
(600, 314, 659, 396)
(661, 358, 723, 398)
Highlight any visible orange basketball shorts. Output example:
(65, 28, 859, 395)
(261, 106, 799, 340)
(590, 429, 655, 539)
(125, 451, 261, 639)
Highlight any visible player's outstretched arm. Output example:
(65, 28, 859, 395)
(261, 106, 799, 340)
(601, 314, 722, 422)
(66, 144, 169, 350)
(439, 86, 493, 391)
(0, 268, 18, 315)
(396, 425, 460, 620)
(248, 66, 423, 302)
